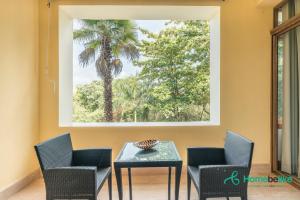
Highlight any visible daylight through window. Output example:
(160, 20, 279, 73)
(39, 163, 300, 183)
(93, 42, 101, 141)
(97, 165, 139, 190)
(59, 6, 220, 126)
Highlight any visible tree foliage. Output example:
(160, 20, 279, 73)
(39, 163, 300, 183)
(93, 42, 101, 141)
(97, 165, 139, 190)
(73, 20, 210, 122)
(136, 20, 210, 121)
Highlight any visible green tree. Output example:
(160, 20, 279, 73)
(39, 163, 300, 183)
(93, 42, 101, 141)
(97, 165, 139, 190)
(113, 77, 150, 122)
(73, 81, 104, 122)
(74, 20, 139, 121)
(136, 20, 210, 121)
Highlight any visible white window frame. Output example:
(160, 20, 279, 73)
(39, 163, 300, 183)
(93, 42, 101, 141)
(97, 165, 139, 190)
(59, 5, 220, 127)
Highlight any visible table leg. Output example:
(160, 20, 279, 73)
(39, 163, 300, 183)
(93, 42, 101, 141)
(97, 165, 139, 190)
(128, 168, 133, 200)
(168, 167, 172, 200)
(175, 164, 182, 200)
(115, 167, 123, 200)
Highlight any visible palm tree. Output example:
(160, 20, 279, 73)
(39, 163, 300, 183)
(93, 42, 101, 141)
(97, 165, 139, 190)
(74, 20, 139, 122)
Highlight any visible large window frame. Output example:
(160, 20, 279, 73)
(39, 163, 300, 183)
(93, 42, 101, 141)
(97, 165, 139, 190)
(59, 5, 220, 127)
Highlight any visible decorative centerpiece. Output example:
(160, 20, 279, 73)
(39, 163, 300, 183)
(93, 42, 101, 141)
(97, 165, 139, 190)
(134, 139, 159, 150)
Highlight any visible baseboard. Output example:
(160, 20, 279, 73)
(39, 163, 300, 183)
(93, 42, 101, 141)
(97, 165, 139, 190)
(0, 169, 41, 200)
(250, 164, 271, 175)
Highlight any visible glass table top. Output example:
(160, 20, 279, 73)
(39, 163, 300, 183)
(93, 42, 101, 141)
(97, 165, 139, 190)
(115, 141, 181, 162)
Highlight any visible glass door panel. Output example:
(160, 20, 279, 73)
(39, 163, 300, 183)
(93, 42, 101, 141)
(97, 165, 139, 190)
(276, 26, 300, 179)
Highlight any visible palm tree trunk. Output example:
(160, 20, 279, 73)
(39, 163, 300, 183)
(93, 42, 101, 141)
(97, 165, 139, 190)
(104, 74, 113, 121)
(102, 37, 113, 122)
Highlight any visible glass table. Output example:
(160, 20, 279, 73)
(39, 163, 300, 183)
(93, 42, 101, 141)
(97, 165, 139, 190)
(114, 141, 182, 200)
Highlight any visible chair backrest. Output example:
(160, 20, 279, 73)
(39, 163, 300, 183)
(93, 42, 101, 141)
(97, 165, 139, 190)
(224, 131, 254, 169)
(34, 133, 73, 171)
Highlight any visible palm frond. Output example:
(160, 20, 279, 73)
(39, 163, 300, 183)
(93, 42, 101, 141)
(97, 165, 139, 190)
(120, 42, 140, 61)
(79, 19, 99, 29)
(109, 21, 139, 60)
(111, 21, 139, 44)
(84, 39, 101, 50)
(78, 48, 95, 67)
(73, 28, 97, 43)
(111, 58, 123, 76)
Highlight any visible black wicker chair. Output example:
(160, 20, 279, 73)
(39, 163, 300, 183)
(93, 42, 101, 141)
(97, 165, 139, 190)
(34, 133, 112, 200)
(187, 131, 254, 200)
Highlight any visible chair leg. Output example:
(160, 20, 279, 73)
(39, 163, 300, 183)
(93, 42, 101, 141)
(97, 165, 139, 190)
(227, 198, 230, 200)
(187, 173, 191, 200)
(108, 173, 112, 200)
(241, 196, 247, 200)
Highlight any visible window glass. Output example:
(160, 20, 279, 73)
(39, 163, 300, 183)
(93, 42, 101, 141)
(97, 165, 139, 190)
(277, 3, 289, 26)
(276, 25, 300, 177)
(276, 0, 300, 26)
(296, 0, 300, 14)
(73, 19, 212, 123)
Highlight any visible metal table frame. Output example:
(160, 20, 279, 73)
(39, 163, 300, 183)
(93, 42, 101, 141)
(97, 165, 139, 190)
(114, 141, 182, 200)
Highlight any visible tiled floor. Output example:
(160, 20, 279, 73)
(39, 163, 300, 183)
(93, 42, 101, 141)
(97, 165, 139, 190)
(7, 170, 300, 200)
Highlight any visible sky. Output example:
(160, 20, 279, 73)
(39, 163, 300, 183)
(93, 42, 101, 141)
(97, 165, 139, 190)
(73, 20, 169, 88)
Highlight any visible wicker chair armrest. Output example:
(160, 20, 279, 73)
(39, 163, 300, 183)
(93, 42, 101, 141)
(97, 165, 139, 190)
(198, 165, 249, 196)
(73, 148, 112, 167)
(43, 167, 97, 197)
(187, 147, 225, 166)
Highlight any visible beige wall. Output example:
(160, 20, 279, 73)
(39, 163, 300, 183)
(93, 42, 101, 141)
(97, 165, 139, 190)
(39, 0, 273, 166)
(0, 0, 39, 190)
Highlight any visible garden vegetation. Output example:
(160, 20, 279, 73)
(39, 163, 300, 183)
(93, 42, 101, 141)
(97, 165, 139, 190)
(73, 20, 210, 122)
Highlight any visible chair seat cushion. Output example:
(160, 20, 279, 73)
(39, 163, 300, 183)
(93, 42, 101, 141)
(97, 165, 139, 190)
(188, 166, 200, 190)
(96, 167, 111, 191)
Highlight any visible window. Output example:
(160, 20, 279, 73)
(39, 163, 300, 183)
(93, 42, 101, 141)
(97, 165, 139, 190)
(274, 0, 300, 27)
(272, 0, 300, 185)
(59, 5, 220, 127)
